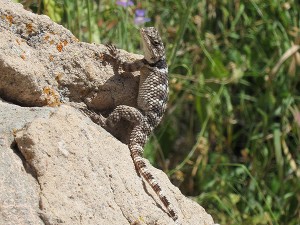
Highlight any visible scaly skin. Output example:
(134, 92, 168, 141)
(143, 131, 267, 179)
(87, 27, 178, 223)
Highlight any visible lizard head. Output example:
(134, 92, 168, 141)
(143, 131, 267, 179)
(140, 27, 165, 64)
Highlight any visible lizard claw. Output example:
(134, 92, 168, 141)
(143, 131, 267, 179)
(105, 44, 118, 57)
(104, 44, 121, 70)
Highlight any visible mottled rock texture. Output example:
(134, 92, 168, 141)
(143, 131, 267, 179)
(0, 0, 215, 224)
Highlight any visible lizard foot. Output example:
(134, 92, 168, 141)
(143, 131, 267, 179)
(80, 108, 107, 127)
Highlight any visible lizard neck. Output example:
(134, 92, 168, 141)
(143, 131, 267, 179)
(146, 57, 167, 69)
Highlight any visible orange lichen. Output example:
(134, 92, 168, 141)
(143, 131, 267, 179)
(63, 40, 68, 46)
(56, 42, 63, 52)
(26, 23, 34, 34)
(44, 35, 50, 41)
(6, 15, 13, 26)
(42, 86, 61, 107)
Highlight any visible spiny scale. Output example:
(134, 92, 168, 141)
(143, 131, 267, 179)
(94, 27, 179, 223)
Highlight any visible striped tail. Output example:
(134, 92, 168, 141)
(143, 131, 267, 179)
(129, 126, 178, 223)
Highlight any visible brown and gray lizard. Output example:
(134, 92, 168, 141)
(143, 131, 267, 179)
(86, 27, 179, 223)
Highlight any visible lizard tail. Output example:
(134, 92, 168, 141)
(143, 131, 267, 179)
(129, 137, 179, 223)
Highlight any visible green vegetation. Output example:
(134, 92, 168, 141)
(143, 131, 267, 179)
(16, 1, 300, 224)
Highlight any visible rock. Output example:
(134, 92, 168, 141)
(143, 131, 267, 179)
(0, 100, 54, 225)
(0, 1, 215, 224)
(0, 0, 139, 109)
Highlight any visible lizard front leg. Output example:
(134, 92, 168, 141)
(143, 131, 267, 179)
(105, 44, 147, 73)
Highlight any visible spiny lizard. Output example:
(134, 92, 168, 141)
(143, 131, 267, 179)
(87, 27, 179, 223)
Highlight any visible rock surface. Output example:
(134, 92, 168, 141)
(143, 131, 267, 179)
(0, 1, 215, 225)
(0, 0, 139, 109)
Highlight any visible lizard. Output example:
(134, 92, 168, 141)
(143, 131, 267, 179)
(85, 27, 179, 223)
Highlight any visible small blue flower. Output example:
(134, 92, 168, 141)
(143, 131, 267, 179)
(116, 0, 134, 7)
(134, 9, 151, 25)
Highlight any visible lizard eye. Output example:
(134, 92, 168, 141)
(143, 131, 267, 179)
(151, 39, 160, 46)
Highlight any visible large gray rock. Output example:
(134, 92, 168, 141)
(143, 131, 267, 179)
(0, 1, 215, 224)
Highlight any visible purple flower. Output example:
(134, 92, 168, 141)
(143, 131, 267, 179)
(134, 9, 151, 25)
(116, 0, 134, 7)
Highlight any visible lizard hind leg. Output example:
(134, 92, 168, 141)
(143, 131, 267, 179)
(105, 105, 144, 128)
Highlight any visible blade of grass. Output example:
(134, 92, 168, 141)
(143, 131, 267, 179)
(273, 124, 284, 187)
(218, 163, 278, 225)
(86, 0, 92, 43)
(168, 0, 197, 69)
(169, 85, 225, 175)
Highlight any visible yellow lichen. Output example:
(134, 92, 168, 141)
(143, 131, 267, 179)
(42, 86, 61, 107)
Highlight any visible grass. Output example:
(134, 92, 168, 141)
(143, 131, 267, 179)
(16, 0, 300, 224)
